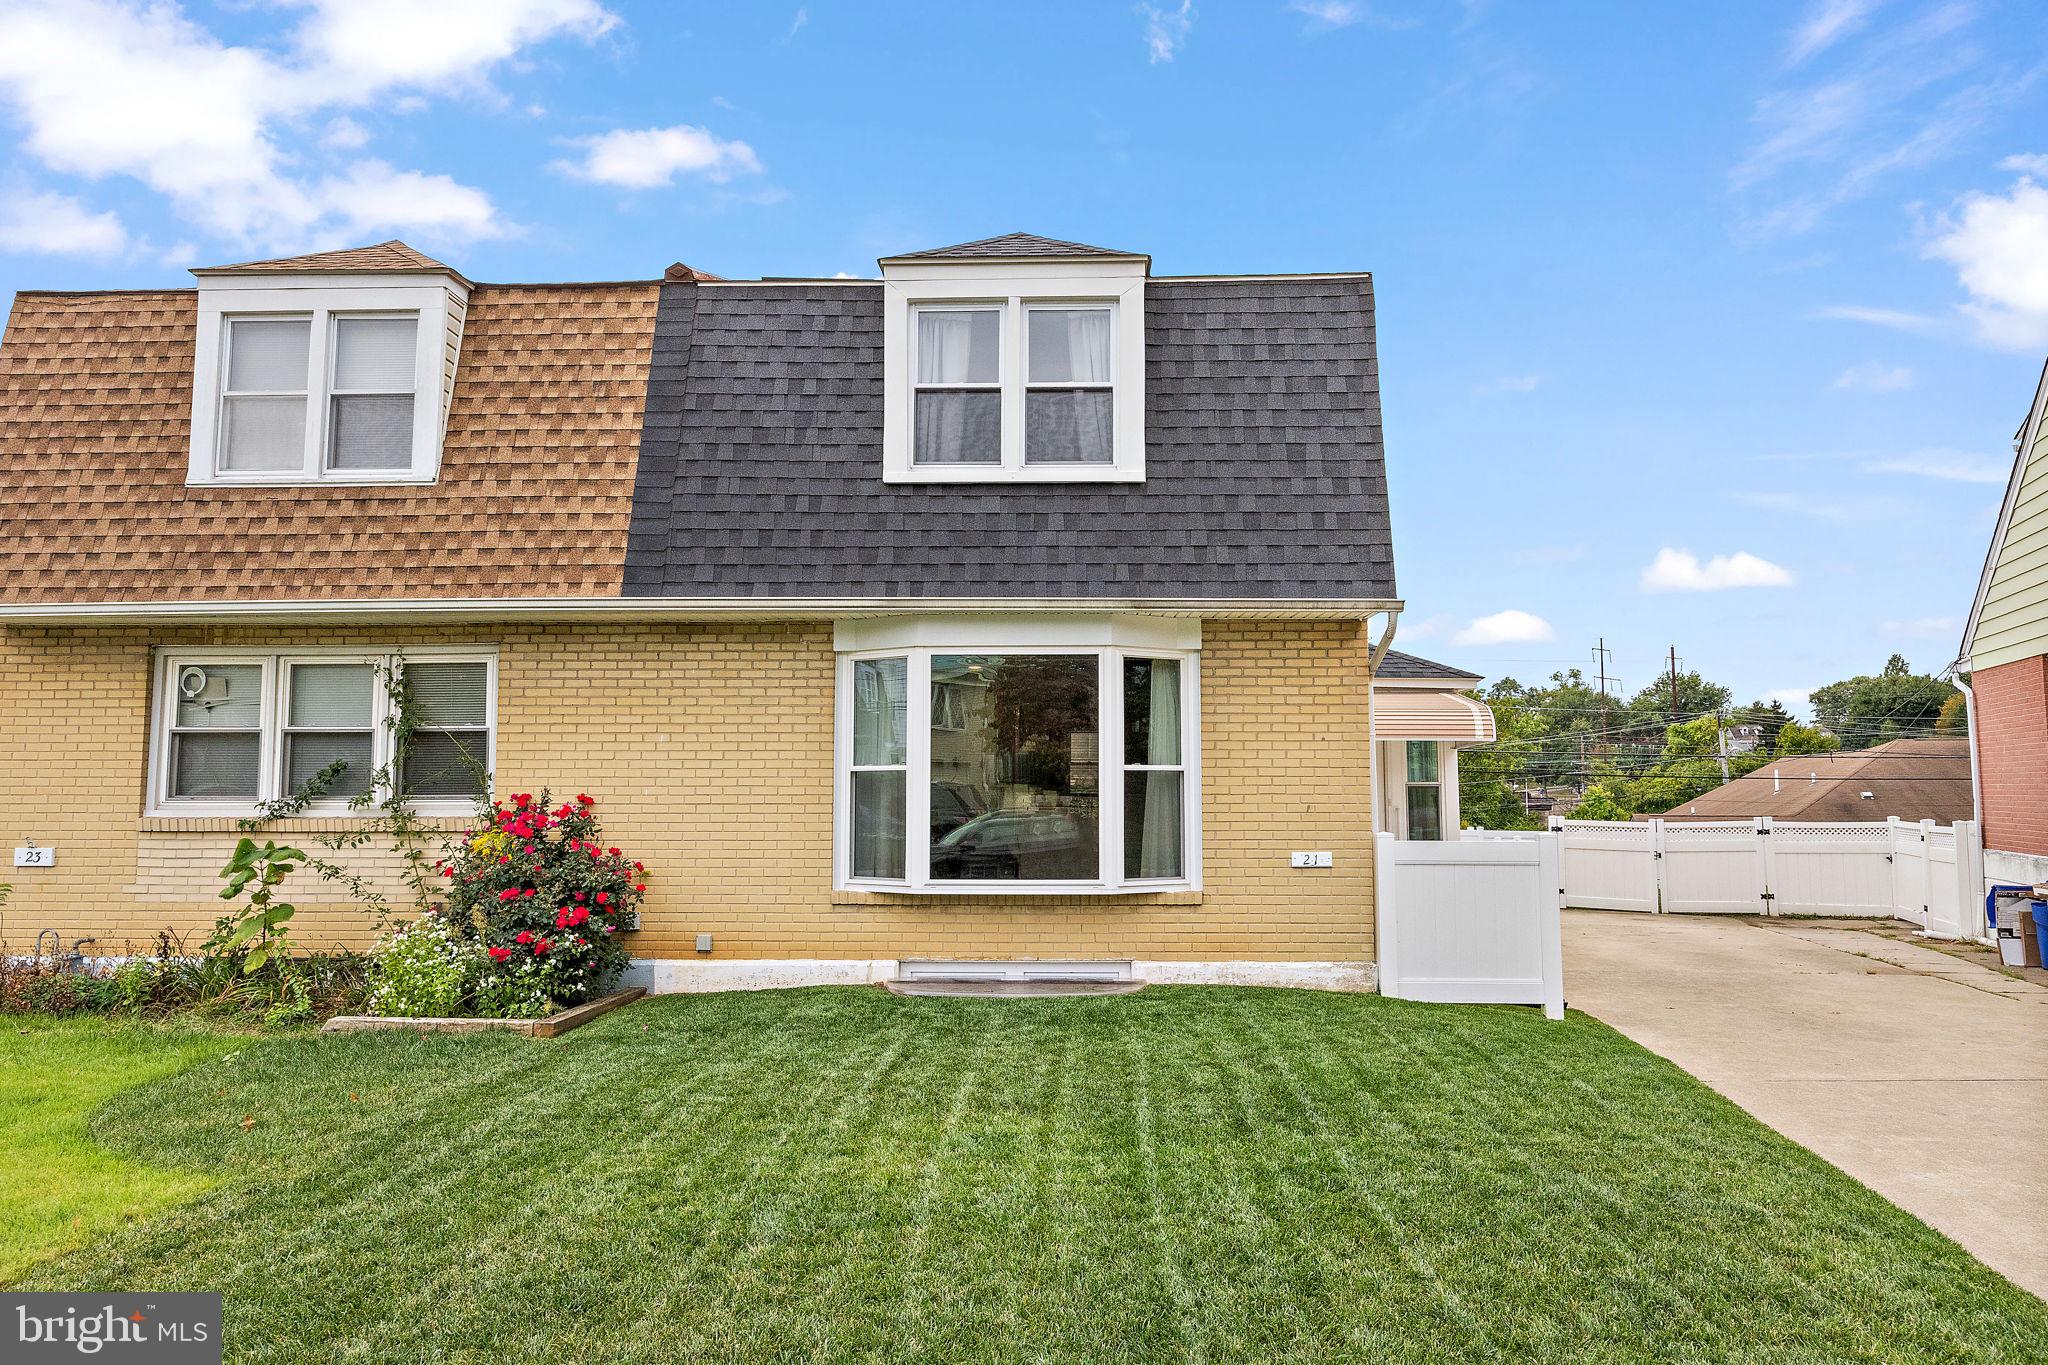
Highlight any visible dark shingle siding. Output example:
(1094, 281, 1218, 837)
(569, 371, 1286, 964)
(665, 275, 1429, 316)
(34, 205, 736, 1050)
(622, 277, 1395, 599)
(1377, 649, 1481, 681)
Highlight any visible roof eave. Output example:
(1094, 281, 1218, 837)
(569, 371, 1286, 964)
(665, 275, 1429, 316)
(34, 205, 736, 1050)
(1958, 354, 2048, 671)
(0, 595, 1405, 626)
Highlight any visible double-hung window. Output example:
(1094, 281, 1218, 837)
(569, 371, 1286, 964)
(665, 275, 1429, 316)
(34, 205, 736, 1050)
(151, 650, 495, 816)
(888, 275, 1141, 482)
(211, 310, 420, 478)
(1404, 741, 1443, 842)
(188, 273, 462, 487)
(837, 644, 1199, 892)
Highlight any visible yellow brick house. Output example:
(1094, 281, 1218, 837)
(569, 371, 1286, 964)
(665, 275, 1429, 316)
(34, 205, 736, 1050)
(0, 232, 1440, 991)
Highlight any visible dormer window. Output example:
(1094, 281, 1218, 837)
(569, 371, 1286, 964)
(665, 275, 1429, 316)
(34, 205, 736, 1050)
(882, 233, 1147, 483)
(185, 242, 468, 487)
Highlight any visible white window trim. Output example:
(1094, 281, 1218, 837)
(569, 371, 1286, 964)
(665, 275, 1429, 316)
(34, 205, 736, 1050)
(147, 646, 497, 819)
(833, 643, 1200, 895)
(882, 264, 1146, 483)
(188, 276, 461, 487)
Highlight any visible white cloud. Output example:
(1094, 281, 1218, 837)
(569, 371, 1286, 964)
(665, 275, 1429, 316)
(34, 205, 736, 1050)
(553, 125, 763, 189)
(1881, 615, 1958, 637)
(0, 187, 125, 256)
(322, 117, 370, 150)
(1863, 450, 2007, 484)
(2001, 152, 2048, 177)
(786, 7, 808, 40)
(289, 0, 617, 92)
(1639, 549, 1795, 593)
(312, 161, 504, 241)
(1924, 173, 2048, 350)
(1805, 303, 1942, 333)
(1831, 361, 1912, 392)
(1289, 1, 1362, 28)
(0, 0, 618, 249)
(1477, 373, 1541, 394)
(1787, 0, 1881, 65)
(1141, 1, 1193, 62)
(1453, 609, 1556, 646)
(1765, 686, 1816, 717)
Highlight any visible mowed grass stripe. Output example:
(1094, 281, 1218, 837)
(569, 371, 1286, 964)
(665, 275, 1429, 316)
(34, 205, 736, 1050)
(20, 987, 2048, 1364)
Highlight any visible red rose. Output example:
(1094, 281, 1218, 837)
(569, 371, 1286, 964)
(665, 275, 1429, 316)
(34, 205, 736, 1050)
(595, 892, 609, 905)
(515, 793, 532, 808)
(488, 946, 511, 962)
(521, 888, 536, 898)
(634, 884, 646, 893)
(498, 888, 520, 901)
(573, 891, 586, 901)
(608, 847, 620, 856)
(533, 938, 551, 955)
(515, 931, 534, 944)
(577, 793, 594, 805)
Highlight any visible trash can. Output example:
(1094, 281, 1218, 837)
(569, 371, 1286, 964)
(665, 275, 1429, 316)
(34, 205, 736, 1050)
(2034, 900, 2048, 968)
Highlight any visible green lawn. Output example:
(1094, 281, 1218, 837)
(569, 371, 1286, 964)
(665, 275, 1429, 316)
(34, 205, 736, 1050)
(1, 1016, 242, 1281)
(12, 987, 2048, 1362)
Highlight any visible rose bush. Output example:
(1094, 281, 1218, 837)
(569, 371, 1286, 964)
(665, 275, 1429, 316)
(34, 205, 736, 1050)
(437, 791, 645, 1008)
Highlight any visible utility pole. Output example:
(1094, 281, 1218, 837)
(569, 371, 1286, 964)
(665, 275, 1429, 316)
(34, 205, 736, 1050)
(1592, 637, 1613, 765)
(1667, 645, 1680, 724)
(1715, 712, 1730, 782)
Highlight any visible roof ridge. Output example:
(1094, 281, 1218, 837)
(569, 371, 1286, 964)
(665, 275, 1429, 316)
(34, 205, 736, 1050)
(192, 240, 467, 282)
(884, 232, 1144, 262)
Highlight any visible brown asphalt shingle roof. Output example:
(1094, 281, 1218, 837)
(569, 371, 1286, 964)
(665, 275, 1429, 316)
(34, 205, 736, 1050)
(1659, 737, 1973, 824)
(191, 240, 463, 280)
(0, 281, 659, 601)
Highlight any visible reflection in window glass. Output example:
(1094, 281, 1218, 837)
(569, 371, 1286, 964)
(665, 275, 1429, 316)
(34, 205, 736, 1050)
(1123, 658, 1183, 878)
(1405, 740, 1442, 841)
(851, 657, 908, 879)
(928, 654, 1099, 881)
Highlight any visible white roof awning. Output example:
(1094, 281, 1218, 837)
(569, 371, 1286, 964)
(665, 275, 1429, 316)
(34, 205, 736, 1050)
(1374, 688, 1495, 744)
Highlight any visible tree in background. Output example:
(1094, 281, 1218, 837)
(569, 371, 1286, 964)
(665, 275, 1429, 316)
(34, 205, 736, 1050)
(1808, 655, 1958, 750)
(1935, 691, 1969, 735)
(1731, 699, 1794, 750)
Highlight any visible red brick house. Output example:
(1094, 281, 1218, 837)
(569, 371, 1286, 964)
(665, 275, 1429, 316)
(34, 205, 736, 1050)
(1959, 358, 2048, 888)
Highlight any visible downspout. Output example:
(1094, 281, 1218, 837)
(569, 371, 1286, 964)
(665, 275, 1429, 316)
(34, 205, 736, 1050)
(1366, 608, 1400, 840)
(1952, 664, 1983, 833)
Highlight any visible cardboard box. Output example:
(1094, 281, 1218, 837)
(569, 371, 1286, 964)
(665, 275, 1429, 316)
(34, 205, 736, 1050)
(1997, 905, 2043, 969)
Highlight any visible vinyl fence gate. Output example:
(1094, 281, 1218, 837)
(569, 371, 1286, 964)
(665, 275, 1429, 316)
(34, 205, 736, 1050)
(1475, 817, 1984, 939)
(1375, 832, 1565, 1019)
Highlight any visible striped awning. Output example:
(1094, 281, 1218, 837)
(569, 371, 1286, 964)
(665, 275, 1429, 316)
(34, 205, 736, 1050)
(1374, 688, 1496, 743)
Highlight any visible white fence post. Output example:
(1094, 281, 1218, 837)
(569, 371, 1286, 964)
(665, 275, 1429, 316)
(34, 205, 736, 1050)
(1538, 832, 1564, 1020)
(1649, 817, 1667, 913)
(1920, 818, 1937, 925)
(1373, 830, 1397, 997)
(1958, 819, 1986, 940)
(1756, 816, 1776, 916)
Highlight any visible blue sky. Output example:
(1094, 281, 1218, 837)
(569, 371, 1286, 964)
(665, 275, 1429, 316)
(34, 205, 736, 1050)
(1, 1, 2045, 713)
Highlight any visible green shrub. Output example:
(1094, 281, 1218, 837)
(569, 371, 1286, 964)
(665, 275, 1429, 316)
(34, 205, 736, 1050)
(367, 914, 483, 1018)
(438, 791, 646, 1008)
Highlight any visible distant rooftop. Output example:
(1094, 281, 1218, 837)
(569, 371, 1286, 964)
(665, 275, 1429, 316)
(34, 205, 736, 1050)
(882, 232, 1145, 263)
(1377, 649, 1482, 682)
(192, 240, 469, 285)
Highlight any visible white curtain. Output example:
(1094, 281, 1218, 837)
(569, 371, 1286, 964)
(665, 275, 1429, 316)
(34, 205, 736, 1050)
(1133, 661, 1182, 878)
(1030, 308, 1111, 382)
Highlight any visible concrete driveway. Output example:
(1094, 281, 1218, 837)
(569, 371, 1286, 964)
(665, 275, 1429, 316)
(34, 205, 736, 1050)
(1565, 910, 2048, 1300)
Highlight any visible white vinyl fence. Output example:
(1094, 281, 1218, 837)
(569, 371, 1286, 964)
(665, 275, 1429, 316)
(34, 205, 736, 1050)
(1473, 817, 1985, 939)
(1375, 832, 1564, 1019)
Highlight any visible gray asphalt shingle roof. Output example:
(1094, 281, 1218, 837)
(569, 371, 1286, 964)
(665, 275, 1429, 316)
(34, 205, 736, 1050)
(884, 232, 1139, 260)
(1377, 650, 1481, 681)
(622, 275, 1394, 600)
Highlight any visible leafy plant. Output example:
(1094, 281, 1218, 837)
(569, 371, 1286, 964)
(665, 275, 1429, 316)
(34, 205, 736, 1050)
(439, 790, 645, 1008)
(366, 914, 483, 1018)
(212, 837, 309, 974)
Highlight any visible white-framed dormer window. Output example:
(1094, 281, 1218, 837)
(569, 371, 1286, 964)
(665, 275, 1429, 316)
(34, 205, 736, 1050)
(148, 648, 495, 818)
(833, 615, 1200, 893)
(882, 260, 1145, 483)
(188, 274, 465, 486)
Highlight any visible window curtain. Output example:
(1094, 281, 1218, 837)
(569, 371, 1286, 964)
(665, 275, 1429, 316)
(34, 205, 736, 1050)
(915, 310, 999, 465)
(1030, 309, 1111, 382)
(1133, 661, 1181, 879)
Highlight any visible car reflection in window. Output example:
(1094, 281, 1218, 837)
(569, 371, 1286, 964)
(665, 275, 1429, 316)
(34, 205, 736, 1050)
(929, 808, 1096, 881)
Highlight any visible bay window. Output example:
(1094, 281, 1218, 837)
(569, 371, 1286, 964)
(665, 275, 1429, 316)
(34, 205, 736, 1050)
(151, 650, 494, 816)
(837, 644, 1198, 891)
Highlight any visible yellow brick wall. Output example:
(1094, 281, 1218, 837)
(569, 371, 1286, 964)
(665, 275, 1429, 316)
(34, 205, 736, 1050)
(0, 619, 1374, 963)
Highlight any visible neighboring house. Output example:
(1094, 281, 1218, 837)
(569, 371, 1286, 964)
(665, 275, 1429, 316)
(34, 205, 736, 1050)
(0, 231, 1422, 990)
(1723, 723, 1763, 755)
(1655, 737, 1974, 824)
(1369, 650, 1494, 840)
(1960, 358, 2048, 889)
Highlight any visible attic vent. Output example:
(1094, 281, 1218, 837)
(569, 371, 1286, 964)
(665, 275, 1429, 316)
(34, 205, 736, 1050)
(1859, 791, 1875, 799)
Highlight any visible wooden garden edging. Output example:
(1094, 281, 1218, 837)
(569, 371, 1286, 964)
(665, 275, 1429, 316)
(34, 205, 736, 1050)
(322, 987, 646, 1038)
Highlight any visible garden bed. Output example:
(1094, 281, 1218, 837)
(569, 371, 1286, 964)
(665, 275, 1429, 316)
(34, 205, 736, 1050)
(321, 986, 644, 1038)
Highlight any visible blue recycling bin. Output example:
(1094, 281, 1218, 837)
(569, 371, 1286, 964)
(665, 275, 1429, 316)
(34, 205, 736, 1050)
(2034, 900, 2048, 966)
